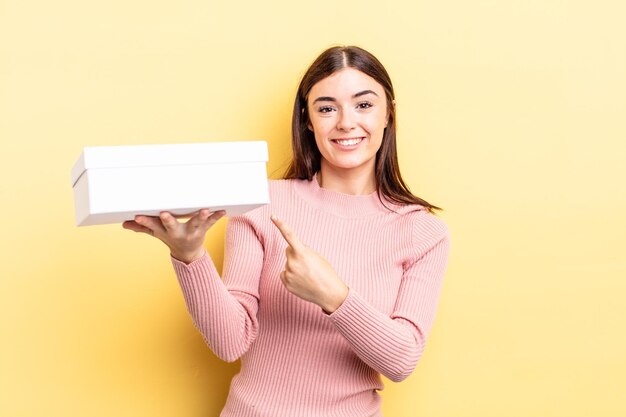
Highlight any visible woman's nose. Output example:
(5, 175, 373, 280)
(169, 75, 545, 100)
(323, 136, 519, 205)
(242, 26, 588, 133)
(336, 109, 356, 131)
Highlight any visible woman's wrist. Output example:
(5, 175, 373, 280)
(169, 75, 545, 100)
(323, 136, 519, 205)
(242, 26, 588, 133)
(321, 284, 349, 314)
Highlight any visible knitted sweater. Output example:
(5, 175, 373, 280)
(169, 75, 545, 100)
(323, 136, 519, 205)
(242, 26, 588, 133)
(171, 177, 450, 417)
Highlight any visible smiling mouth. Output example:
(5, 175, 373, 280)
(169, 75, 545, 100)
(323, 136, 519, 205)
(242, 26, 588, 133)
(331, 137, 364, 146)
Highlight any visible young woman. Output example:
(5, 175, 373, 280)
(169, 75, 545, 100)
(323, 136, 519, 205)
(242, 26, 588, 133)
(124, 46, 450, 417)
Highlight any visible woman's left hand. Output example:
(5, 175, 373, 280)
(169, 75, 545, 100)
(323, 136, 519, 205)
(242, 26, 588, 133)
(271, 215, 348, 313)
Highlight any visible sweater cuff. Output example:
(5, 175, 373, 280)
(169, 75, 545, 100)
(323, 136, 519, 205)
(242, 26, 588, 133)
(327, 288, 366, 324)
(171, 249, 209, 269)
(170, 250, 220, 284)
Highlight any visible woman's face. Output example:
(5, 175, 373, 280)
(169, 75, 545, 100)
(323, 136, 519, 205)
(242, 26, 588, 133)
(307, 67, 388, 178)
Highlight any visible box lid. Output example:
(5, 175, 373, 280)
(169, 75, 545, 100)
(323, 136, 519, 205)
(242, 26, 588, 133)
(71, 141, 268, 187)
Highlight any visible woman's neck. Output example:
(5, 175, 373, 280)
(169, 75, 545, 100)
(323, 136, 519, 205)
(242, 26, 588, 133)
(317, 163, 376, 196)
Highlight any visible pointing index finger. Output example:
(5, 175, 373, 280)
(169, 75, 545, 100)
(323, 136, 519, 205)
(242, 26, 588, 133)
(271, 215, 303, 250)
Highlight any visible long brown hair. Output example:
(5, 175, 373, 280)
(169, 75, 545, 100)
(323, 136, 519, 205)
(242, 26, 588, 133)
(285, 45, 442, 213)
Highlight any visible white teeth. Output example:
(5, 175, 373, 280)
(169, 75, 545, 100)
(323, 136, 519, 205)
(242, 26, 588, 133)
(335, 138, 362, 146)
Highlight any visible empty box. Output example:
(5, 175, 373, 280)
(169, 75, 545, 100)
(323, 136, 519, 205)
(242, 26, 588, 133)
(71, 141, 269, 226)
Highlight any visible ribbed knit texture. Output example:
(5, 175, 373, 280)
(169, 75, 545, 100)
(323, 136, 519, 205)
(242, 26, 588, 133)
(171, 177, 450, 417)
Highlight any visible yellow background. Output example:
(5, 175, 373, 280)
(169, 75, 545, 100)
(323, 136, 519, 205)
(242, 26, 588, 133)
(1, 1, 625, 416)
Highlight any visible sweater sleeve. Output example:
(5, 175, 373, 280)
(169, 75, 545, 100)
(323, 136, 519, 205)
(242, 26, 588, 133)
(327, 221, 450, 382)
(171, 215, 264, 362)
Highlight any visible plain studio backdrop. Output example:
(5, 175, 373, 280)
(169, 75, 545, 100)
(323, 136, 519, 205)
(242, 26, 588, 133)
(1, 1, 624, 416)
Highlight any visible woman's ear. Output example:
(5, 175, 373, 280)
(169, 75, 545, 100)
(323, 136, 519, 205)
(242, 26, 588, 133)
(385, 100, 396, 127)
(302, 106, 313, 131)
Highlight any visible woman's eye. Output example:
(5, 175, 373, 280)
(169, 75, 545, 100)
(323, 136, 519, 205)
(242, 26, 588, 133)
(318, 106, 335, 113)
(357, 102, 373, 109)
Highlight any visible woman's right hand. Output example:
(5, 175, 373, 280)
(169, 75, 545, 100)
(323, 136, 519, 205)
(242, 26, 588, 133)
(122, 209, 226, 264)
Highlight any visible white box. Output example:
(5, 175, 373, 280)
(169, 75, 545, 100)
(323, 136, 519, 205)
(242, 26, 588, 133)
(71, 141, 269, 226)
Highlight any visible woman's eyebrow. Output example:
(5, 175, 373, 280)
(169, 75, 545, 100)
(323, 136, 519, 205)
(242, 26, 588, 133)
(312, 90, 379, 104)
(312, 96, 336, 104)
(352, 89, 379, 99)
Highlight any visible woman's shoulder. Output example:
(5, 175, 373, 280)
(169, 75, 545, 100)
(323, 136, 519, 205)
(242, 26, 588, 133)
(268, 177, 297, 193)
(230, 178, 299, 221)
(392, 204, 450, 246)
(268, 176, 316, 202)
